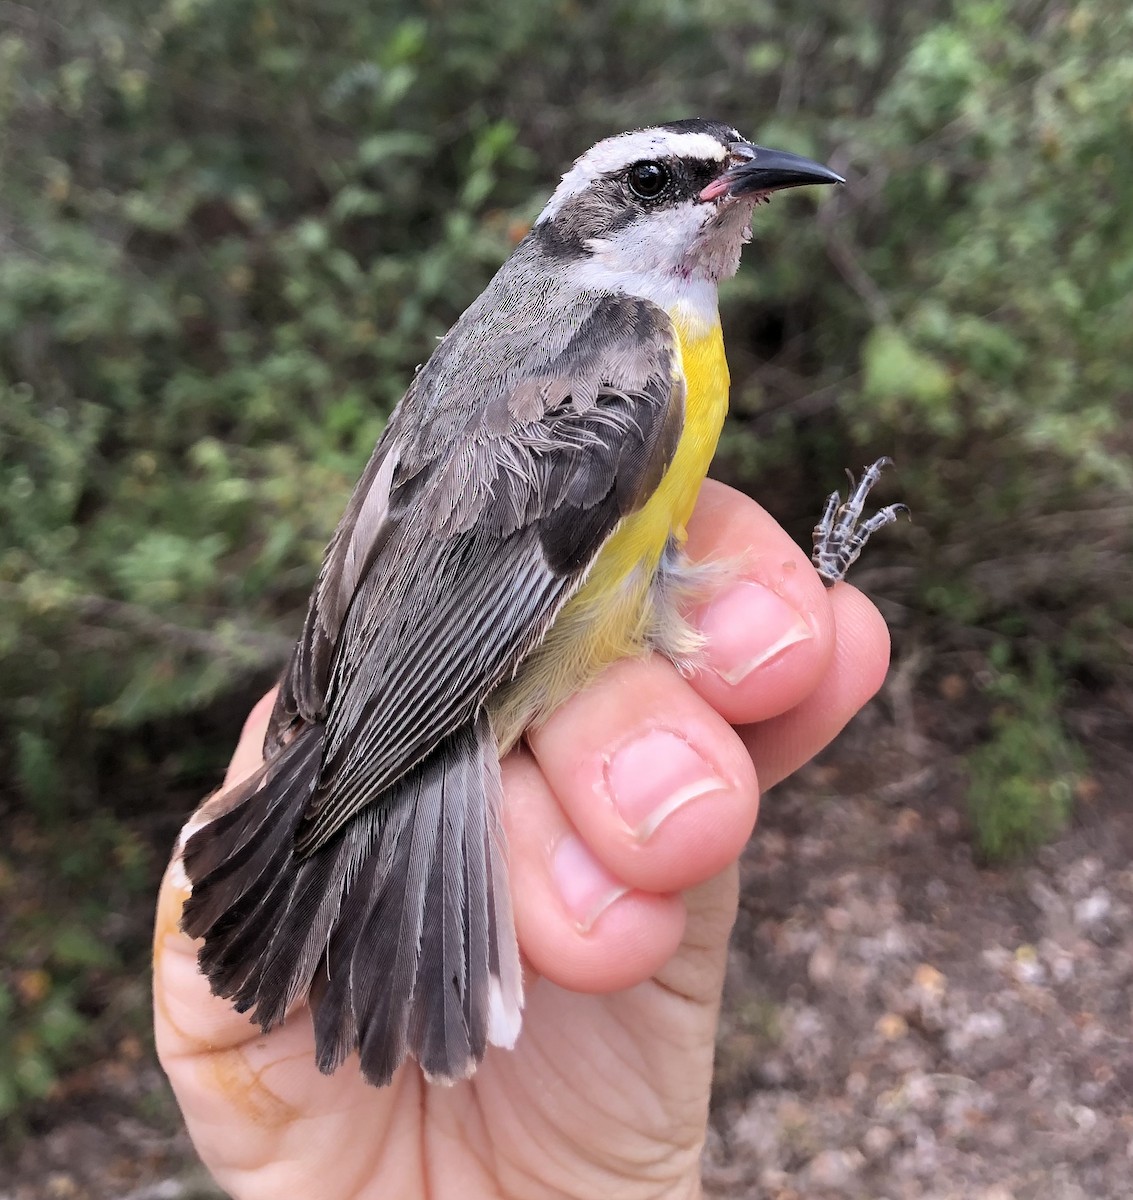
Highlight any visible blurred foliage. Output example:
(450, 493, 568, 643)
(1, 0, 1131, 1115)
(0, 811, 152, 1122)
(965, 645, 1081, 862)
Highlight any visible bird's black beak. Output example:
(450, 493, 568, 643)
(700, 143, 844, 202)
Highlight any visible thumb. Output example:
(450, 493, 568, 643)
(153, 689, 281, 1062)
(154, 690, 410, 1192)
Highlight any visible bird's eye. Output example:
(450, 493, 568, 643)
(627, 160, 671, 201)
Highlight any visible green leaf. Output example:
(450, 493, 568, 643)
(862, 325, 954, 408)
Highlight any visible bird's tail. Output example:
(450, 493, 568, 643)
(179, 712, 523, 1086)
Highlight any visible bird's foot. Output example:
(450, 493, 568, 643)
(812, 457, 908, 586)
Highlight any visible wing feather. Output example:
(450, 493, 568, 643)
(279, 293, 685, 857)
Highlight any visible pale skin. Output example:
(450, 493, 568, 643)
(154, 480, 892, 1200)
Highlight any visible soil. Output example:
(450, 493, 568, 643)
(3, 676, 1131, 1200)
(705, 682, 1133, 1200)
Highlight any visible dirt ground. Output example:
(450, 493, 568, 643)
(3, 677, 1131, 1200)
(704, 684, 1133, 1200)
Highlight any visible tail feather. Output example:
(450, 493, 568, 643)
(179, 711, 523, 1086)
(483, 741, 523, 1050)
(250, 831, 358, 1026)
(352, 764, 440, 1085)
(461, 754, 491, 1052)
(409, 728, 475, 1080)
(306, 806, 388, 1074)
(181, 731, 320, 927)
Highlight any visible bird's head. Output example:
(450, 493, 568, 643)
(534, 118, 842, 295)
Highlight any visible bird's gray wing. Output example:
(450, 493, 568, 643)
(271, 294, 685, 857)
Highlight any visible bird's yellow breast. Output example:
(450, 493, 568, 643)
(590, 312, 730, 579)
(488, 309, 730, 750)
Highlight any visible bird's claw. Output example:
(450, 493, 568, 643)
(811, 456, 908, 586)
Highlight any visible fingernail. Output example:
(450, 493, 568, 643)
(552, 833, 628, 932)
(697, 581, 813, 686)
(606, 729, 729, 842)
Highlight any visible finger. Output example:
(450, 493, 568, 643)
(741, 583, 891, 789)
(682, 480, 837, 726)
(502, 744, 689, 993)
(524, 654, 760, 896)
(223, 687, 278, 787)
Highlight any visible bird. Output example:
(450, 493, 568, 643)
(177, 118, 901, 1088)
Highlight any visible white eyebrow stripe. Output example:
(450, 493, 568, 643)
(537, 129, 729, 223)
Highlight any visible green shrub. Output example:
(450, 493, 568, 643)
(0, 812, 151, 1123)
(965, 647, 1082, 862)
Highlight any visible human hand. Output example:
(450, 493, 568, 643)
(154, 479, 890, 1200)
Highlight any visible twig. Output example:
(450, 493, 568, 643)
(0, 582, 292, 665)
(72, 594, 292, 664)
(817, 200, 893, 327)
